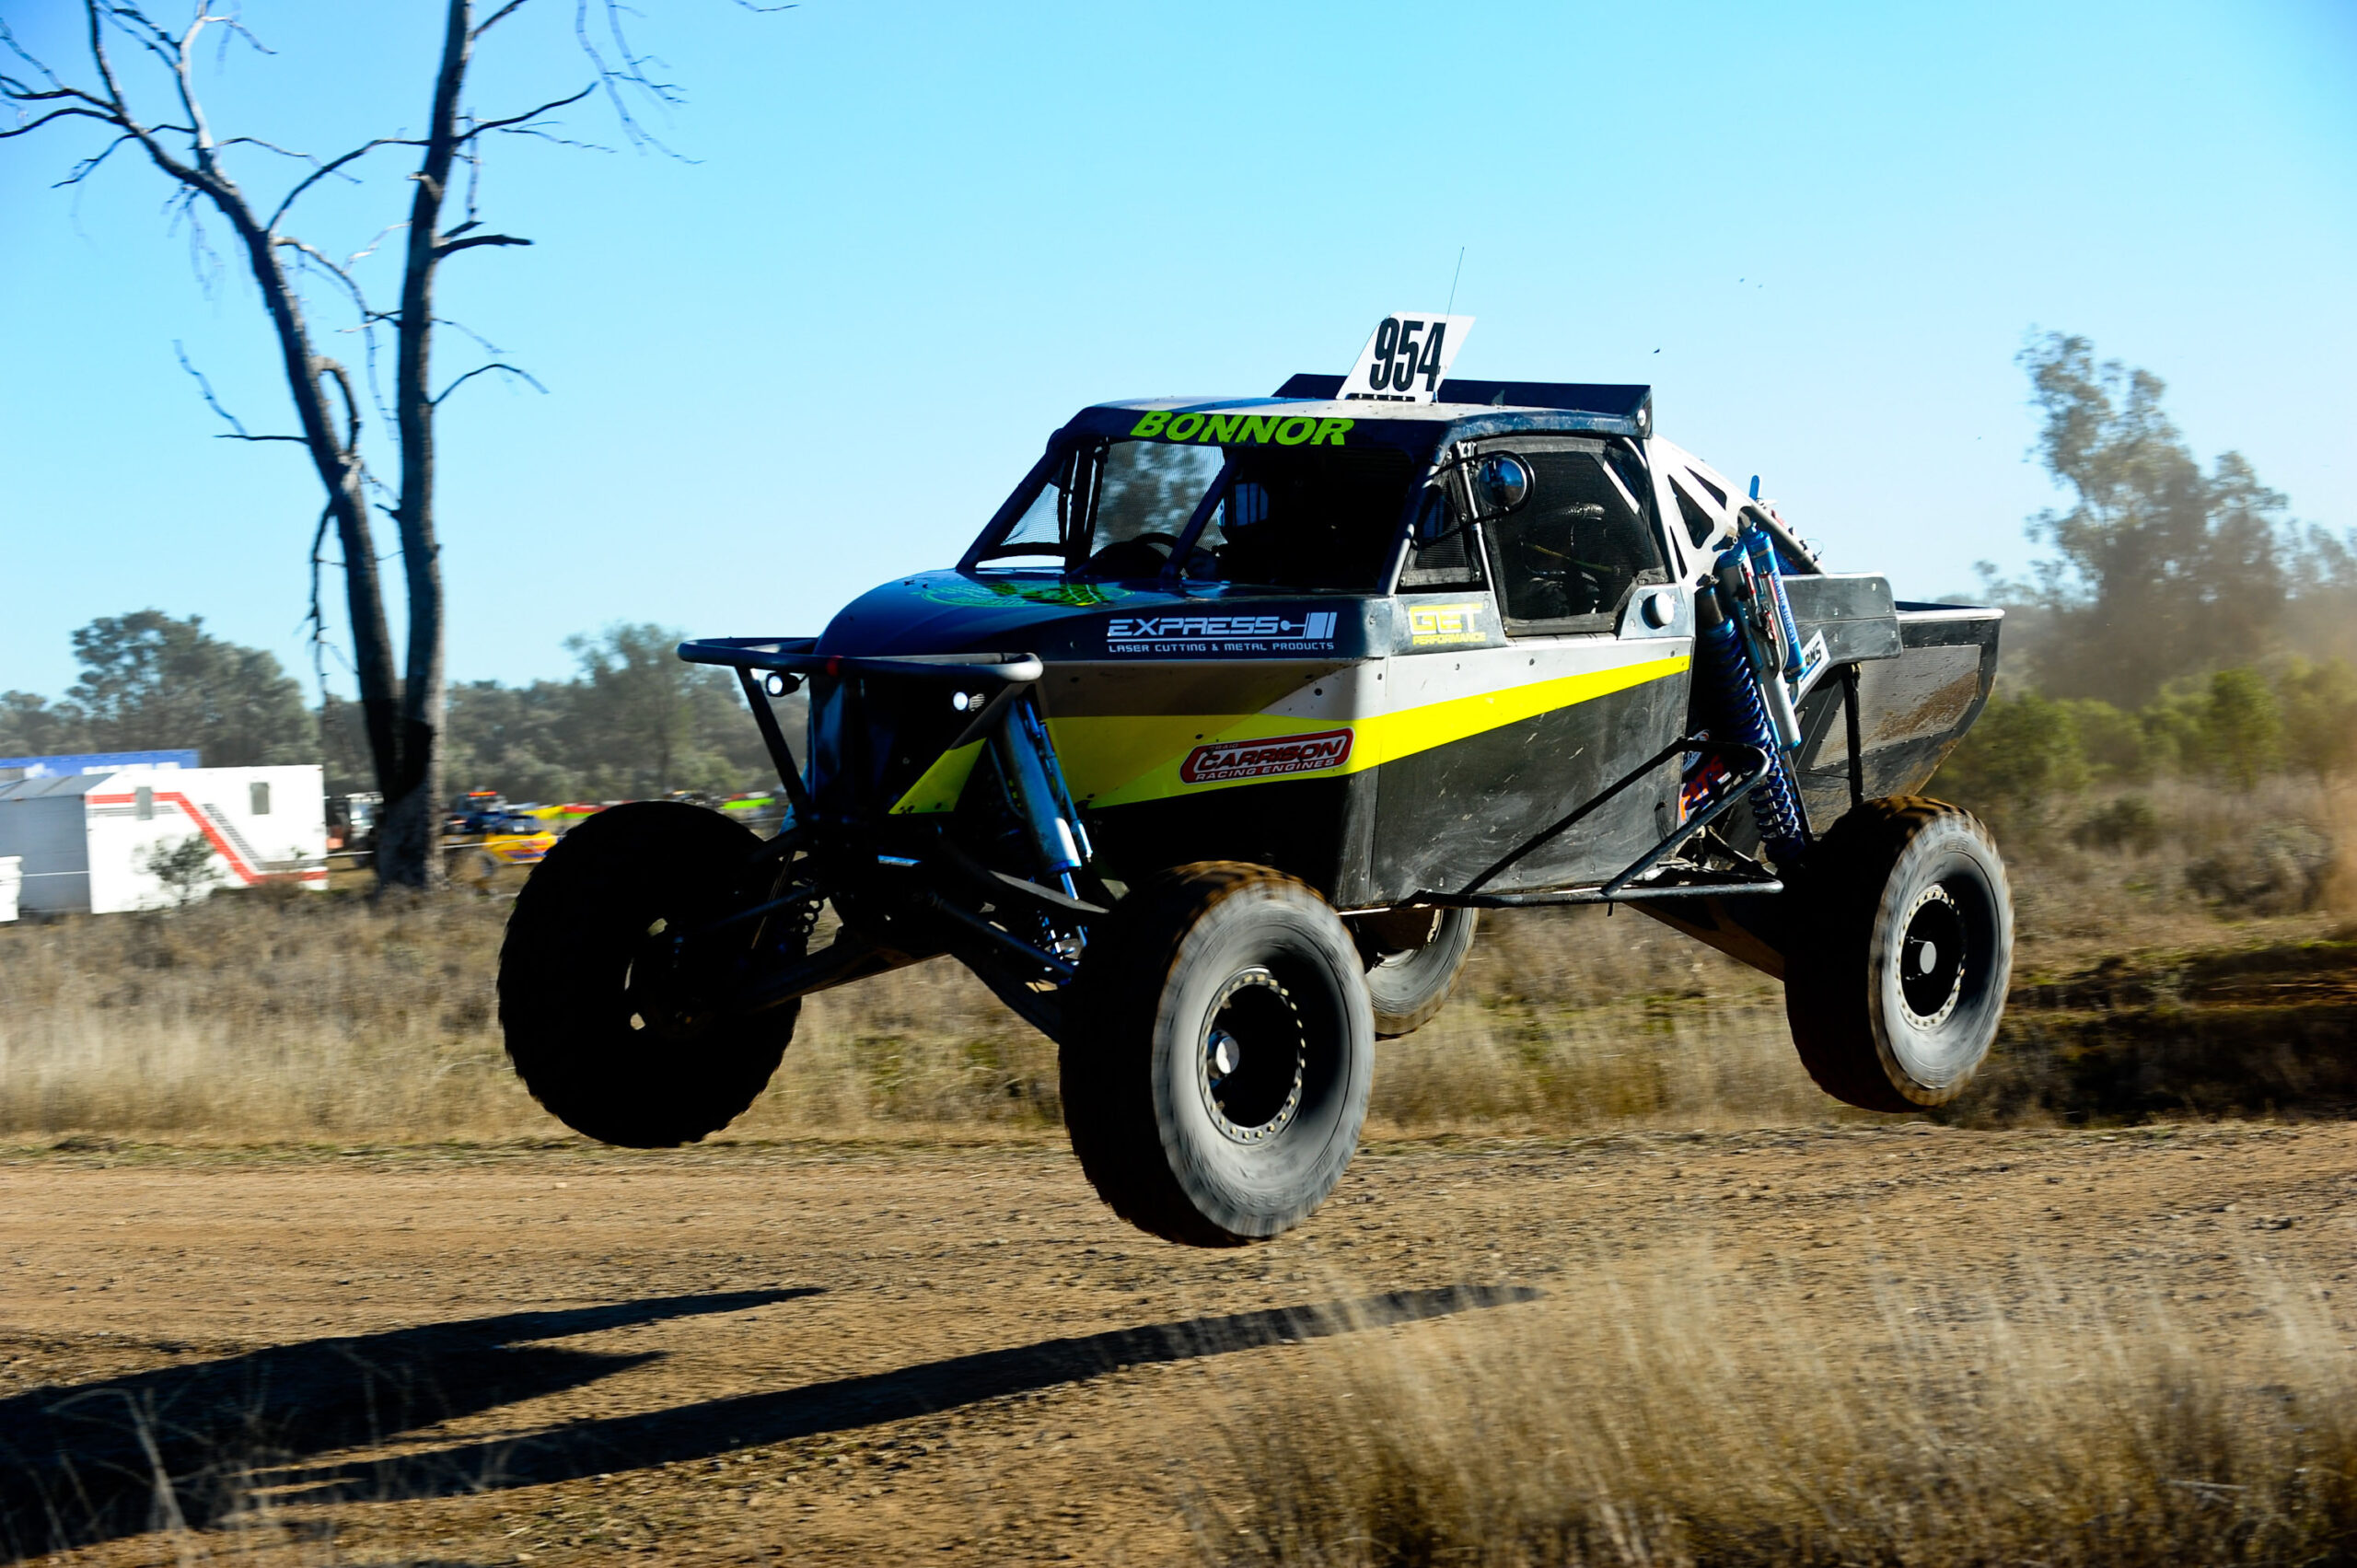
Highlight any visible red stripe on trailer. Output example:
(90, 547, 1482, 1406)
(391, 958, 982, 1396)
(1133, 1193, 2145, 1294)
(87, 792, 325, 885)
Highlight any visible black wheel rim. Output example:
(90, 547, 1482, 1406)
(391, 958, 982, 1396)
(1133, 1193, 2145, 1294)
(1199, 969, 1306, 1144)
(1898, 883, 1967, 1027)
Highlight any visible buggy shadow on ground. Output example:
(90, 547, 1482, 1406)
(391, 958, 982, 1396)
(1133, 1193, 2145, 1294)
(0, 1291, 806, 1555)
(0, 1272, 1527, 1561)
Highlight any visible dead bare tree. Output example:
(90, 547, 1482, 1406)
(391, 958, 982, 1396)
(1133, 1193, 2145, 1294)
(1, 2, 747, 888)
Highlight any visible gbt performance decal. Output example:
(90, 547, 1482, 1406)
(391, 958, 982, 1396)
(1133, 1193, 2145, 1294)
(1108, 610, 1339, 655)
(1406, 601, 1487, 646)
(1179, 728, 1354, 785)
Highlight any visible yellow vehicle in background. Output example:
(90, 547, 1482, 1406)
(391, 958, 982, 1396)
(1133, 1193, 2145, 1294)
(447, 790, 559, 889)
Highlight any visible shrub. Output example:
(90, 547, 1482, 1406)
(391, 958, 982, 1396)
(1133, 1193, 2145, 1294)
(2278, 658, 2357, 780)
(2185, 823, 2331, 914)
(2072, 793, 2160, 854)
(138, 834, 219, 907)
(1933, 689, 2088, 823)
(2060, 696, 2148, 781)
(2206, 668, 2283, 789)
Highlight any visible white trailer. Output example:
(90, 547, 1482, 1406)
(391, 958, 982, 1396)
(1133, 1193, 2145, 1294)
(0, 857, 18, 923)
(0, 764, 327, 915)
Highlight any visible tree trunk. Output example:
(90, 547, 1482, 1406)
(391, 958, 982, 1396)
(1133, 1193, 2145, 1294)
(373, 0, 473, 890)
(222, 215, 404, 818)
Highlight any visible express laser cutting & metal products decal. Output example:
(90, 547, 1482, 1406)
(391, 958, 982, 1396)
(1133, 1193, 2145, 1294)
(1106, 610, 1339, 656)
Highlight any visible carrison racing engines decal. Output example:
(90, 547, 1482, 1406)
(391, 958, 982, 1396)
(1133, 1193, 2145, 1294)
(1178, 728, 1353, 785)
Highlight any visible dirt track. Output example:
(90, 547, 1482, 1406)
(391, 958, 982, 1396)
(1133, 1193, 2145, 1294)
(3, 1123, 2353, 1566)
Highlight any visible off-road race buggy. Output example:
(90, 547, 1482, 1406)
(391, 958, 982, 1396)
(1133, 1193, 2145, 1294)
(497, 321, 2012, 1248)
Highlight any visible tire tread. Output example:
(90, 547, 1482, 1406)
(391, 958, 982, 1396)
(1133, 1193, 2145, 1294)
(1784, 796, 2004, 1112)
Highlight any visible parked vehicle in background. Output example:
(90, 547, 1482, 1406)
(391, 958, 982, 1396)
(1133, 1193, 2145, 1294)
(446, 789, 557, 888)
(0, 764, 326, 912)
(327, 791, 382, 863)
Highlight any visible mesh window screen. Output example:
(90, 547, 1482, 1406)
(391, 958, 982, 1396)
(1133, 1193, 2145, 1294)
(1484, 449, 1665, 626)
(1399, 489, 1482, 588)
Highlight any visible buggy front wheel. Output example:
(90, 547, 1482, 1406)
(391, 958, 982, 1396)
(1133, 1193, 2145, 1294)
(1062, 863, 1373, 1247)
(498, 801, 800, 1147)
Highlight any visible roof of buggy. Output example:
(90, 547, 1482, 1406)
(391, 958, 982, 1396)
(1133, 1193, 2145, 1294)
(1064, 377, 1653, 449)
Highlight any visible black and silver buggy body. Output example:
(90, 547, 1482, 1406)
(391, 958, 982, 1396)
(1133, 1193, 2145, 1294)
(497, 370, 2013, 1247)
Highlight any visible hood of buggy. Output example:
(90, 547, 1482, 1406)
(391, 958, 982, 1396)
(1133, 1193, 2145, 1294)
(816, 570, 1387, 663)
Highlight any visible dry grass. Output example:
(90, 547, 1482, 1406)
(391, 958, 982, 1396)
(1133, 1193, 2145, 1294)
(0, 779, 2343, 1143)
(1195, 1255, 2357, 1567)
(0, 893, 1850, 1143)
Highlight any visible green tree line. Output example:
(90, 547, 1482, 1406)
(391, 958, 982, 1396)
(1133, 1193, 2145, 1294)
(1933, 333, 2357, 825)
(1938, 659, 2357, 824)
(2, 614, 778, 804)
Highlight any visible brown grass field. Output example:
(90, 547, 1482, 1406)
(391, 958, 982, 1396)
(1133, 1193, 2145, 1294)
(0, 779, 2351, 1564)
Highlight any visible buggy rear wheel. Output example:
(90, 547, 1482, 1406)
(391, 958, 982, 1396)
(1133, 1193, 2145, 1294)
(1783, 797, 2012, 1111)
(1352, 906, 1479, 1038)
(1062, 863, 1373, 1247)
(498, 801, 799, 1147)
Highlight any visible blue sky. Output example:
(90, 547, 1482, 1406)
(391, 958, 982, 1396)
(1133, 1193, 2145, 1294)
(3, 0, 2352, 698)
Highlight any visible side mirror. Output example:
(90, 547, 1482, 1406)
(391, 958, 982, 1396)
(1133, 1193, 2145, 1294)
(1473, 453, 1532, 517)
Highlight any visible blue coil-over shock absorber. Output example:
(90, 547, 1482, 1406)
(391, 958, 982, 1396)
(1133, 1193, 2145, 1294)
(1695, 565, 1808, 866)
(992, 697, 1091, 897)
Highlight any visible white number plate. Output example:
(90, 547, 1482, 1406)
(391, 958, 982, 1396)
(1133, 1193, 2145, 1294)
(1337, 313, 1474, 403)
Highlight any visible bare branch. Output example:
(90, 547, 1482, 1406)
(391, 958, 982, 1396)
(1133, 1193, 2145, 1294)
(436, 231, 530, 255)
(432, 360, 547, 407)
(318, 359, 364, 451)
(342, 220, 410, 269)
(210, 13, 273, 64)
(431, 315, 507, 356)
(274, 235, 374, 319)
(461, 83, 594, 137)
(175, 335, 303, 444)
(574, 0, 688, 156)
(0, 102, 117, 140)
(487, 124, 616, 154)
(215, 134, 313, 161)
(57, 131, 134, 187)
(267, 138, 420, 231)
(471, 0, 535, 41)
(172, 339, 255, 437)
(0, 16, 67, 85)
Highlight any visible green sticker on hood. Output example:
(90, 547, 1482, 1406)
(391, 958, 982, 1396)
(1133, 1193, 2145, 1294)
(916, 578, 1132, 610)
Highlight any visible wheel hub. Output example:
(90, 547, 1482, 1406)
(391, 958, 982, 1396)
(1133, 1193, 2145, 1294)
(1897, 883, 1967, 1028)
(1199, 969, 1306, 1144)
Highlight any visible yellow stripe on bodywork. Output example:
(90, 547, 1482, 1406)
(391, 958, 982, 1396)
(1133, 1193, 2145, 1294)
(1357, 653, 1689, 769)
(888, 738, 985, 815)
(1074, 652, 1689, 808)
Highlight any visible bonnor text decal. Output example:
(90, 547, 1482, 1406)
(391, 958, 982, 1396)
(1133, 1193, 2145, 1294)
(1131, 411, 1351, 447)
(1179, 728, 1354, 785)
(1107, 610, 1339, 656)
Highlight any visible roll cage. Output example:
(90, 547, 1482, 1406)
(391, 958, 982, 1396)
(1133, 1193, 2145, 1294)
(958, 399, 1680, 602)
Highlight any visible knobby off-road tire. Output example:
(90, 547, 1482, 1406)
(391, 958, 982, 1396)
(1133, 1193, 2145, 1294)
(499, 801, 797, 1147)
(1352, 906, 1480, 1038)
(1062, 863, 1374, 1247)
(1784, 796, 2013, 1111)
